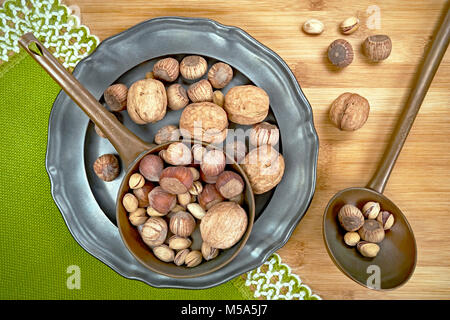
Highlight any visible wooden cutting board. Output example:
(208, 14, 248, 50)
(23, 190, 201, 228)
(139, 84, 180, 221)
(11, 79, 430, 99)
(67, 0, 450, 299)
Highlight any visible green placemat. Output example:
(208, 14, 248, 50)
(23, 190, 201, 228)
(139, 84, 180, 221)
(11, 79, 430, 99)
(0, 0, 320, 300)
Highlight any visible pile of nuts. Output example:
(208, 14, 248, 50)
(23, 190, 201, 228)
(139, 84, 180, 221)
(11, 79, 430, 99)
(93, 55, 286, 196)
(338, 202, 395, 258)
(122, 142, 249, 267)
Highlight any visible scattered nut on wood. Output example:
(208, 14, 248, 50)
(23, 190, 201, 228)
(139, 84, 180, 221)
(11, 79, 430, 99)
(302, 18, 324, 35)
(329, 92, 370, 131)
(363, 34, 392, 62)
(327, 39, 354, 68)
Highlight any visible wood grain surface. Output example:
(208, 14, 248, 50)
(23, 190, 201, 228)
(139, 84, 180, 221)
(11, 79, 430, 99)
(66, 0, 450, 299)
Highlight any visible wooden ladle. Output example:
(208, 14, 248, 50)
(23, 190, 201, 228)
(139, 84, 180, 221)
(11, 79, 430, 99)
(18, 33, 255, 278)
(323, 9, 450, 290)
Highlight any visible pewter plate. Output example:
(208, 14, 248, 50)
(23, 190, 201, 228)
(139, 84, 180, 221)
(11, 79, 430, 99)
(46, 17, 319, 289)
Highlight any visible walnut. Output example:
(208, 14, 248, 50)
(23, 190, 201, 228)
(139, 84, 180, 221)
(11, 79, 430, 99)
(242, 145, 285, 194)
(200, 202, 248, 249)
(179, 102, 228, 144)
(224, 85, 270, 125)
(127, 79, 167, 124)
(329, 92, 370, 131)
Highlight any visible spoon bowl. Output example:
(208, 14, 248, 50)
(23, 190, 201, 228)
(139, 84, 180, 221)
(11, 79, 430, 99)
(323, 187, 416, 290)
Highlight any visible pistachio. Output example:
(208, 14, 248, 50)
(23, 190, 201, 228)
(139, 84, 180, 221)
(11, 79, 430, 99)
(185, 250, 203, 267)
(168, 235, 192, 250)
(187, 202, 206, 220)
(362, 201, 380, 219)
(153, 244, 175, 262)
(128, 208, 148, 226)
(357, 241, 380, 258)
(377, 211, 395, 230)
(174, 249, 190, 266)
(201, 242, 219, 261)
(344, 231, 360, 246)
(302, 19, 324, 35)
(340, 17, 359, 35)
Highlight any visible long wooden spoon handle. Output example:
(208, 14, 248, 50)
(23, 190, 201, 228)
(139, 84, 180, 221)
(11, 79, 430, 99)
(18, 33, 151, 168)
(368, 8, 450, 193)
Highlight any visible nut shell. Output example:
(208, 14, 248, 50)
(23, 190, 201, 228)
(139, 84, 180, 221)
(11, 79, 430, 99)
(328, 39, 354, 68)
(340, 17, 359, 35)
(358, 219, 385, 243)
(200, 201, 248, 249)
(160, 142, 192, 166)
(377, 211, 395, 230)
(93, 154, 120, 182)
(208, 62, 233, 89)
(168, 235, 192, 250)
(302, 18, 324, 35)
(169, 211, 196, 237)
(154, 125, 180, 145)
(133, 182, 154, 207)
(180, 102, 228, 144)
(140, 217, 168, 247)
(167, 84, 189, 110)
(224, 85, 270, 125)
(148, 186, 177, 215)
(362, 201, 381, 219)
(129, 173, 145, 189)
(189, 181, 203, 196)
(249, 122, 280, 147)
(242, 145, 285, 194)
(104, 84, 128, 112)
(187, 79, 213, 103)
(187, 203, 206, 220)
(128, 208, 148, 226)
(180, 55, 208, 80)
(152, 244, 175, 262)
(201, 242, 219, 261)
(127, 79, 167, 124)
(122, 193, 139, 213)
(357, 241, 380, 258)
(338, 204, 364, 232)
(153, 57, 179, 82)
(185, 250, 203, 267)
(139, 154, 164, 182)
(329, 92, 370, 131)
(363, 35, 392, 62)
(159, 166, 194, 195)
(344, 231, 360, 246)
(174, 249, 190, 266)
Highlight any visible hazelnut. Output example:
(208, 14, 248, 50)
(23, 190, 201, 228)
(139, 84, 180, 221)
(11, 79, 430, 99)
(167, 84, 189, 110)
(188, 79, 213, 103)
(189, 181, 203, 196)
(249, 122, 280, 147)
(93, 154, 120, 182)
(169, 211, 196, 237)
(180, 102, 229, 144)
(187, 202, 206, 220)
(302, 18, 324, 35)
(140, 217, 168, 247)
(122, 193, 139, 213)
(358, 220, 385, 243)
(145, 71, 154, 79)
(377, 211, 395, 230)
(225, 140, 247, 164)
(139, 154, 164, 182)
(160, 142, 192, 166)
(212, 90, 225, 107)
(198, 184, 224, 210)
(242, 145, 285, 194)
(224, 85, 270, 125)
(185, 250, 203, 267)
(148, 186, 177, 215)
(147, 206, 166, 217)
(189, 167, 200, 181)
(201, 242, 219, 261)
(327, 39, 354, 68)
(127, 79, 167, 124)
(229, 193, 244, 206)
(153, 244, 175, 262)
(208, 62, 233, 89)
(168, 235, 192, 250)
(200, 150, 226, 177)
(129, 173, 145, 189)
(215, 171, 244, 199)
(153, 57, 179, 82)
(180, 55, 207, 80)
(200, 170, 219, 184)
(177, 192, 192, 207)
(104, 83, 128, 112)
(338, 204, 364, 232)
(159, 166, 194, 195)
(128, 208, 148, 226)
(363, 35, 392, 62)
(329, 92, 370, 131)
(133, 182, 154, 207)
(174, 249, 190, 266)
(340, 17, 359, 35)
(200, 202, 248, 249)
(344, 231, 360, 246)
(362, 201, 381, 219)
(192, 144, 207, 163)
(357, 241, 380, 258)
(154, 125, 180, 145)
